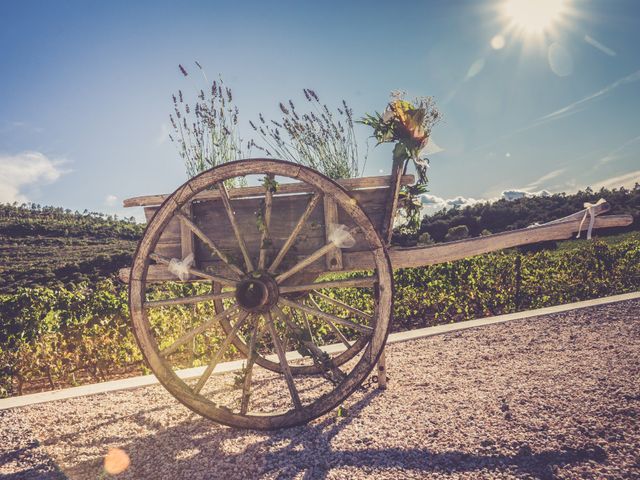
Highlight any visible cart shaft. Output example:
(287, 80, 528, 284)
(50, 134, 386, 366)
(119, 210, 632, 283)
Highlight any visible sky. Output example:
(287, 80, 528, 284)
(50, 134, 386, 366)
(1, 0, 639, 221)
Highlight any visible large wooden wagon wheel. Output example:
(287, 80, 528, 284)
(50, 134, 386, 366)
(129, 159, 393, 429)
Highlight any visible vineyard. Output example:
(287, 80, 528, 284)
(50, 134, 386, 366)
(1, 234, 639, 397)
(0, 203, 143, 293)
(0, 190, 638, 398)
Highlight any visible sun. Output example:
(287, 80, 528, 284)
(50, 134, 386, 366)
(502, 0, 568, 34)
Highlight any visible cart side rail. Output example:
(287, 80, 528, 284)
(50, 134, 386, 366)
(123, 174, 415, 208)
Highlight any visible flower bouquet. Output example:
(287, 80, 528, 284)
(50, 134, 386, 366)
(361, 92, 441, 232)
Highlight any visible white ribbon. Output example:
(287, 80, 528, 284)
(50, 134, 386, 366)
(168, 253, 195, 281)
(576, 198, 607, 240)
(329, 224, 356, 249)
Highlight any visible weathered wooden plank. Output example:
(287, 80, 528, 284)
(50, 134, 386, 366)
(179, 203, 195, 279)
(323, 196, 342, 270)
(124, 174, 415, 207)
(148, 187, 390, 267)
(381, 161, 405, 245)
(175, 212, 245, 277)
(150, 253, 237, 286)
(269, 193, 322, 273)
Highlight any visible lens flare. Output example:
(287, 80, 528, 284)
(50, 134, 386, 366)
(491, 35, 506, 50)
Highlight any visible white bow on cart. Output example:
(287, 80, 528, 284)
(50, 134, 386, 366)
(167, 253, 195, 281)
(576, 198, 607, 240)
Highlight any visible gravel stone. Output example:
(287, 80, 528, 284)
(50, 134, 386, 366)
(1, 299, 638, 479)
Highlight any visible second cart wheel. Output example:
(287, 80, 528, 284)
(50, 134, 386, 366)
(129, 159, 393, 429)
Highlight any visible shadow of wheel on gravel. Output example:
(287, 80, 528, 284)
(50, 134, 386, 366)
(0, 442, 66, 480)
(50, 387, 608, 480)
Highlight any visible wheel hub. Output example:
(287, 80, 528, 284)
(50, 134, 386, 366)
(235, 272, 279, 312)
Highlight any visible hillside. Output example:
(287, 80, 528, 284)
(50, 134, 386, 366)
(0, 204, 144, 294)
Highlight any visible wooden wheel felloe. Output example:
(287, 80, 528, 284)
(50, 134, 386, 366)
(129, 159, 393, 429)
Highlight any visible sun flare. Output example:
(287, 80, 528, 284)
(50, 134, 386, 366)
(503, 0, 568, 34)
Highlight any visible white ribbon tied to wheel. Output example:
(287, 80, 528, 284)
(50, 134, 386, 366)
(576, 198, 607, 240)
(168, 253, 195, 281)
(329, 224, 356, 249)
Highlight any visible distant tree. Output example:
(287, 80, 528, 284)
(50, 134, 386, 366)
(417, 185, 639, 244)
(417, 232, 434, 245)
(421, 219, 450, 243)
(444, 225, 469, 242)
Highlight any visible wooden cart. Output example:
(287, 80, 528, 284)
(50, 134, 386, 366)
(121, 158, 632, 430)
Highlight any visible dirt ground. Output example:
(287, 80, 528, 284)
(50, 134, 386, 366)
(1, 299, 638, 479)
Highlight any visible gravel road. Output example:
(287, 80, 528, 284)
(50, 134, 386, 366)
(1, 299, 639, 479)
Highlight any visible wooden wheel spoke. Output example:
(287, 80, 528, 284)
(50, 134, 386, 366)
(274, 305, 346, 382)
(311, 291, 372, 321)
(265, 311, 302, 410)
(279, 297, 373, 334)
(273, 305, 311, 348)
(150, 253, 237, 287)
(217, 181, 254, 272)
(269, 192, 321, 274)
(193, 310, 251, 394)
(174, 212, 245, 278)
(240, 317, 261, 415)
(275, 242, 337, 284)
(300, 310, 316, 345)
(278, 276, 376, 294)
(145, 291, 235, 308)
(160, 304, 240, 357)
(307, 297, 352, 349)
(258, 175, 274, 270)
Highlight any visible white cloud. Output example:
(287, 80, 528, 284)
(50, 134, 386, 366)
(421, 188, 557, 216)
(527, 168, 566, 188)
(590, 170, 640, 190)
(598, 134, 640, 164)
(105, 194, 118, 207)
(420, 193, 485, 215)
(536, 69, 640, 125)
(472, 69, 640, 151)
(502, 189, 551, 201)
(0, 120, 44, 135)
(0, 152, 68, 203)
